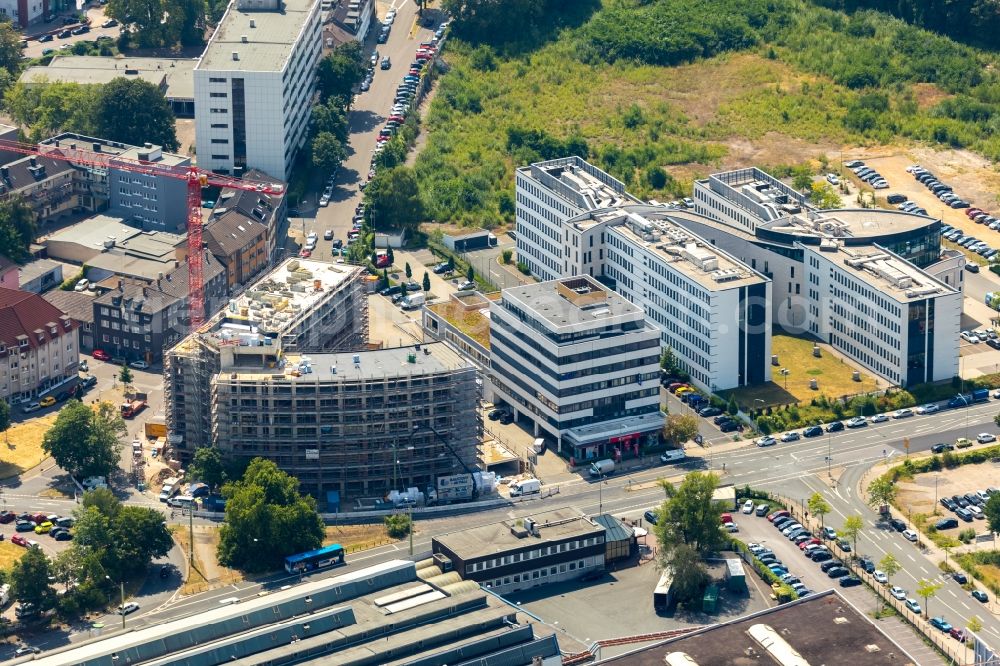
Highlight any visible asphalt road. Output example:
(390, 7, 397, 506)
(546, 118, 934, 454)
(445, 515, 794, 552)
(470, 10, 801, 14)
(291, 0, 442, 262)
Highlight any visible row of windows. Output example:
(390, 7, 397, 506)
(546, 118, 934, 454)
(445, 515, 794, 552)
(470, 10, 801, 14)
(482, 560, 591, 588)
(490, 321, 659, 367)
(470, 537, 602, 571)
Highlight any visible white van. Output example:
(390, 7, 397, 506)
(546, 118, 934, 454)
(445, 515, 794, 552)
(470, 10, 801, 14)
(509, 478, 540, 496)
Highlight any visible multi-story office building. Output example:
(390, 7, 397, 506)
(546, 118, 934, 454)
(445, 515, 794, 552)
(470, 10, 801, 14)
(563, 206, 772, 390)
(0, 287, 79, 404)
(432, 507, 607, 595)
(166, 259, 479, 502)
(803, 242, 960, 386)
(39, 133, 190, 232)
(489, 275, 663, 461)
(194, 0, 322, 179)
(515, 156, 641, 282)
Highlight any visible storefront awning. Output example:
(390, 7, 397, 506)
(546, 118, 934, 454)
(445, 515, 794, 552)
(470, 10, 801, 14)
(563, 412, 665, 447)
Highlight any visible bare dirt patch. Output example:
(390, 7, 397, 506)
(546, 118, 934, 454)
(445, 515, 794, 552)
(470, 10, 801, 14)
(911, 83, 954, 110)
(325, 523, 399, 554)
(0, 412, 59, 479)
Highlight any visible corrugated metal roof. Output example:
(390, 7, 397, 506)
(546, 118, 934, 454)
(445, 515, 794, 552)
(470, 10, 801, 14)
(594, 513, 634, 543)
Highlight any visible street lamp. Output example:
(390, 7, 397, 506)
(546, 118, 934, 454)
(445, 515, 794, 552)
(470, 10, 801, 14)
(779, 368, 790, 389)
(598, 472, 605, 515)
(105, 576, 125, 630)
(394, 436, 415, 556)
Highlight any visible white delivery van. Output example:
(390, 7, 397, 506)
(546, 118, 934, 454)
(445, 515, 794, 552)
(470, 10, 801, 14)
(509, 478, 541, 496)
(531, 438, 546, 454)
(660, 449, 686, 464)
(589, 459, 615, 477)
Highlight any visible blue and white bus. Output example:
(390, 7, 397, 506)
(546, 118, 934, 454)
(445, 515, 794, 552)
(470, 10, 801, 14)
(284, 544, 346, 575)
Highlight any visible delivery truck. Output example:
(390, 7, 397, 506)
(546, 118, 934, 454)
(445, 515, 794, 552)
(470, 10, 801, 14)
(401, 293, 425, 310)
(509, 478, 540, 496)
(589, 459, 615, 477)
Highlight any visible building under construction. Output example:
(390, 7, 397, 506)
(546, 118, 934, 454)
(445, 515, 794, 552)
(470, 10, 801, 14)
(165, 258, 480, 503)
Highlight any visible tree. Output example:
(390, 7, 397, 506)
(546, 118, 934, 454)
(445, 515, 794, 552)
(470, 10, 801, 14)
(218, 458, 325, 573)
(808, 492, 832, 529)
(994, 411, 1000, 428)
(11, 547, 55, 611)
(655, 472, 725, 602)
(311, 132, 347, 175)
(404, 262, 412, 279)
(316, 41, 366, 102)
(311, 101, 349, 143)
(662, 413, 699, 445)
(107, 0, 167, 47)
(791, 165, 813, 191)
(73, 490, 172, 580)
(809, 181, 841, 209)
(163, 0, 206, 46)
(447, 255, 455, 271)
(365, 167, 425, 230)
(660, 346, 678, 372)
(466, 265, 475, 283)
(501, 248, 513, 264)
(879, 553, 901, 585)
(189, 447, 226, 489)
(968, 615, 983, 661)
(985, 493, 1000, 547)
(81, 487, 121, 519)
(400, 283, 408, 298)
(916, 578, 942, 617)
(118, 365, 133, 394)
(94, 78, 178, 151)
(0, 196, 37, 263)
(42, 401, 124, 478)
(387, 246, 395, 265)
(726, 395, 739, 416)
(840, 514, 864, 555)
(384, 513, 411, 538)
(0, 398, 9, 446)
(666, 543, 709, 603)
(422, 271, 431, 292)
(866, 476, 896, 512)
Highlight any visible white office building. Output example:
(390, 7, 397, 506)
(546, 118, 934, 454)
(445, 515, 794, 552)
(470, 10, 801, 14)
(194, 0, 322, 180)
(803, 242, 960, 387)
(489, 275, 664, 461)
(515, 157, 641, 282)
(563, 206, 772, 391)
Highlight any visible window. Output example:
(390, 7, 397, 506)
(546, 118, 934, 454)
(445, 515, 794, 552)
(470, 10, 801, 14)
(211, 154, 229, 160)
(211, 139, 229, 144)
(211, 123, 229, 129)
(209, 92, 228, 98)
(210, 108, 228, 114)
(209, 77, 227, 83)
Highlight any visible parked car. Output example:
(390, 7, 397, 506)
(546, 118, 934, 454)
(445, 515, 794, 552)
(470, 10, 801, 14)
(803, 425, 823, 437)
(93, 349, 110, 361)
(780, 431, 800, 442)
(973, 589, 989, 603)
(929, 617, 952, 633)
(889, 518, 906, 531)
(118, 602, 139, 615)
(825, 421, 844, 432)
(845, 416, 867, 428)
(890, 585, 907, 600)
(905, 598, 922, 614)
(902, 529, 918, 542)
(873, 570, 889, 584)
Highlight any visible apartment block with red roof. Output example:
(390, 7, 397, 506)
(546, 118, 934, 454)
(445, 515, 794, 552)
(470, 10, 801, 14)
(0, 287, 79, 404)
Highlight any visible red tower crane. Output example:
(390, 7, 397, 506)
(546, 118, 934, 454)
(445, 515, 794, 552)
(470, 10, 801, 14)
(0, 138, 284, 329)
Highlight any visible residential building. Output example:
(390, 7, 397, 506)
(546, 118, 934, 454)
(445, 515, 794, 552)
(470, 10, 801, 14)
(28, 560, 562, 666)
(489, 275, 663, 460)
(602, 590, 917, 665)
(165, 259, 478, 502)
(0, 0, 47, 28)
(204, 167, 286, 287)
(39, 133, 191, 232)
(564, 206, 772, 390)
(92, 250, 227, 364)
(20, 57, 196, 117)
(0, 287, 79, 404)
(515, 156, 641, 282)
(42, 289, 96, 351)
(329, 0, 375, 42)
(432, 507, 606, 595)
(194, 0, 322, 179)
(17, 258, 62, 294)
(0, 154, 76, 221)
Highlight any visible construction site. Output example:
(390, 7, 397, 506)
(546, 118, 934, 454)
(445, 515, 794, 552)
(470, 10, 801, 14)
(164, 258, 481, 505)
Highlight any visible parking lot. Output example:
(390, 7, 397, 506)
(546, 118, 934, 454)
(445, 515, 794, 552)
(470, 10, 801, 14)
(22, 5, 122, 59)
(502, 553, 774, 658)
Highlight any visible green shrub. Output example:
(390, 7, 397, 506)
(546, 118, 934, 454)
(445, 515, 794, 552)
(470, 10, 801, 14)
(384, 513, 412, 539)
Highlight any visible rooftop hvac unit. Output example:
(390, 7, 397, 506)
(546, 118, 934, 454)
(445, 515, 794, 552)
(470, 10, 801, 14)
(905, 286, 942, 298)
(711, 269, 742, 283)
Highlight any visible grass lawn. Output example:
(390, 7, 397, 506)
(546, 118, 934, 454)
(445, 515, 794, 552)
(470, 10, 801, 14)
(0, 412, 59, 479)
(0, 541, 26, 570)
(722, 333, 877, 407)
(325, 523, 399, 554)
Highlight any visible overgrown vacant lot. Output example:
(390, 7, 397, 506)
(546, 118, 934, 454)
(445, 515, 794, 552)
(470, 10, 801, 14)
(415, 0, 1000, 228)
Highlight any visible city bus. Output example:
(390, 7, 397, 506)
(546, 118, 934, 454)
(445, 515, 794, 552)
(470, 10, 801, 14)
(284, 544, 346, 575)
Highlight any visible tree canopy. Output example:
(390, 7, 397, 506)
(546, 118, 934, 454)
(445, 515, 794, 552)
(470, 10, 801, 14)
(0, 196, 36, 263)
(42, 401, 124, 478)
(365, 167, 425, 230)
(107, 0, 205, 47)
(654, 472, 726, 602)
(94, 78, 179, 151)
(662, 413, 699, 446)
(312, 132, 347, 175)
(316, 41, 367, 103)
(73, 489, 173, 579)
(190, 447, 226, 489)
(11, 547, 55, 611)
(218, 458, 325, 572)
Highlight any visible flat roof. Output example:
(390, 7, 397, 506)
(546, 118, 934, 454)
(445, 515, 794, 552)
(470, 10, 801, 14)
(499, 275, 646, 329)
(41, 56, 196, 98)
(425, 292, 500, 349)
(46, 215, 184, 255)
(769, 207, 935, 239)
(198, 0, 316, 72)
(602, 590, 918, 665)
(18, 258, 61, 283)
(204, 257, 358, 339)
(434, 506, 604, 561)
(587, 206, 766, 290)
(519, 156, 642, 211)
(803, 241, 957, 303)
(40, 132, 189, 167)
(222, 340, 473, 380)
